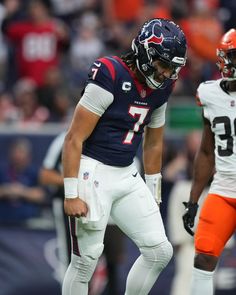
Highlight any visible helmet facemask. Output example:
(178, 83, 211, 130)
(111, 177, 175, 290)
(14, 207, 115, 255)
(217, 49, 236, 81)
(132, 39, 165, 89)
(216, 29, 236, 81)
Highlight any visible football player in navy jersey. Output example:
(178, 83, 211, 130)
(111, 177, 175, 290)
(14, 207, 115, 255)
(62, 18, 187, 295)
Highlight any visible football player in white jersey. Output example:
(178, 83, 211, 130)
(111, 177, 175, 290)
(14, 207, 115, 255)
(182, 28, 236, 295)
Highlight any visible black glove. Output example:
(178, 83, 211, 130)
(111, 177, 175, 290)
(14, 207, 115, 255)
(182, 201, 199, 236)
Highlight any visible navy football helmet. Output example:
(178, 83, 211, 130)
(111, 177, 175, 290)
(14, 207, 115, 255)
(132, 18, 187, 89)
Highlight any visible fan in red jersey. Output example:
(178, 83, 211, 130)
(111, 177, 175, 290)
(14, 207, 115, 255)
(2, 0, 69, 87)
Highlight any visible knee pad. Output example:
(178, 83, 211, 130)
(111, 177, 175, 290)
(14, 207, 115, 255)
(70, 243, 104, 283)
(133, 229, 168, 247)
(140, 240, 173, 270)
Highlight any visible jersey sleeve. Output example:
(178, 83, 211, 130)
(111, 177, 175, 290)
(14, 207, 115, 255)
(87, 58, 116, 95)
(79, 83, 114, 116)
(147, 103, 167, 128)
(195, 83, 210, 120)
(195, 82, 207, 107)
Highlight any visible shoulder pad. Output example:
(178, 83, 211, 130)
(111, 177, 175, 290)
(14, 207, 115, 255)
(87, 57, 116, 94)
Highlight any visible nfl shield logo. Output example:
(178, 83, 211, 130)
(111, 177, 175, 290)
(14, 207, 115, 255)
(230, 100, 235, 107)
(83, 172, 89, 180)
(141, 89, 146, 98)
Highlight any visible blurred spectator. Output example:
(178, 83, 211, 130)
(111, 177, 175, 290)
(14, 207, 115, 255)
(171, 0, 223, 96)
(0, 136, 61, 295)
(219, 0, 236, 31)
(36, 66, 73, 122)
(163, 131, 206, 184)
(101, 0, 172, 54)
(0, 2, 7, 82)
(2, 0, 70, 87)
(102, 0, 144, 25)
(37, 66, 63, 109)
(182, 0, 223, 63)
(0, 137, 46, 224)
(70, 12, 105, 89)
(51, 0, 87, 17)
(101, 0, 144, 53)
(13, 78, 49, 126)
(50, 0, 98, 21)
(0, 89, 18, 123)
(47, 88, 72, 123)
(146, 0, 171, 20)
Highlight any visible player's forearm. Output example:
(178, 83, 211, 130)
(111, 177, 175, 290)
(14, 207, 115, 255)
(62, 132, 83, 178)
(190, 149, 214, 203)
(143, 145, 162, 174)
(143, 127, 163, 174)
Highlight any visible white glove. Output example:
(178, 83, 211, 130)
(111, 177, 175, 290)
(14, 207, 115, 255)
(145, 173, 162, 205)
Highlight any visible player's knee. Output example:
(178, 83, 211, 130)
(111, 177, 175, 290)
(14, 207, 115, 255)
(135, 230, 168, 247)
(70, 243, 104, 283)
(194, 253, 218, 271)
(140, 240, 173, 270)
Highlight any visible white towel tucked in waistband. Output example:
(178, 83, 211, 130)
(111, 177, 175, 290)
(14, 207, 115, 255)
(78, 157, 104, 223)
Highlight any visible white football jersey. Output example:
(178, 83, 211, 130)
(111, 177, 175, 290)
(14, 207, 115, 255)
(197, 79, 236, 198)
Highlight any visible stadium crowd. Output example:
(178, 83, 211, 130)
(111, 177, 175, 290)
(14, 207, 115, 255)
(0, 0, 236, 295)
(0, 0, 235, 125)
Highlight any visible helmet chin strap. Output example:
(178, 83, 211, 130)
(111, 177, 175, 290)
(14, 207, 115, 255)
(145, 74, 164, 89)
(132, 39, 170, 89)
(135, 56, 164, 89)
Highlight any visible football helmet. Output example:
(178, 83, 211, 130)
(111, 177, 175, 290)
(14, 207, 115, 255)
(132, 18, 187, 89)
(216, 29, 236, 80)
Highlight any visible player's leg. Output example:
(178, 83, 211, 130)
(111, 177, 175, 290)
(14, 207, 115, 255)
(62, 215, 110, 295)
(62, 158, 112, 295)
(111, 176, 172, 295)
(191, 194, 236, 295)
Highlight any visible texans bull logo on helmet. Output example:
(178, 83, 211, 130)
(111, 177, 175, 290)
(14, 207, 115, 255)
(139, 19, 164, 46)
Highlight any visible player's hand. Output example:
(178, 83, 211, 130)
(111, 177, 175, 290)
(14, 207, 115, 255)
(182, 201, 199, 236)
(64, 197, 88, 218)
(145, 173, 162, 206)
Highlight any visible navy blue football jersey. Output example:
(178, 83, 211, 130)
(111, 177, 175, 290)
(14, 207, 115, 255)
(82, 56, 173, 167)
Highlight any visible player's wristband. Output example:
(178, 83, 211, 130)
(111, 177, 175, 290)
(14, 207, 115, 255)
(64, 177, 78, 199)
(145, 173, 162, 205)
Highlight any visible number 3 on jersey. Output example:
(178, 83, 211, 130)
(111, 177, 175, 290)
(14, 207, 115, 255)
(213, 116, 236, 156)
(123, 106, 149, 144)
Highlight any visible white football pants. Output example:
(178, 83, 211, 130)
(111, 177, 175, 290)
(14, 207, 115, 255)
(62, 156, 172, 295)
